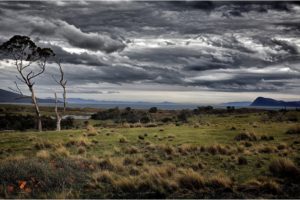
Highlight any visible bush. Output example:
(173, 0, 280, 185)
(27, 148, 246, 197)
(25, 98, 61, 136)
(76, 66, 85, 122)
(149, 107, 158, 113)
(177, 110, 192, 123)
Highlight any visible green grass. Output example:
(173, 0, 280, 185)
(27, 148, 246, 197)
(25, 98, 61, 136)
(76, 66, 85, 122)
(0, 112, 300, 198)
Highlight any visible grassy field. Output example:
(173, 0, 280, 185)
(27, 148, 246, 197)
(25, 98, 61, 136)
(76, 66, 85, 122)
(0, 110, 300, 198)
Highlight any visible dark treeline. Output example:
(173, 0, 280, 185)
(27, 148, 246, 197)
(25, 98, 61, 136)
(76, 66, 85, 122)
(0, 114, 74, 131)
(90, 106, 299, 124)
(0, 106, 298, 131)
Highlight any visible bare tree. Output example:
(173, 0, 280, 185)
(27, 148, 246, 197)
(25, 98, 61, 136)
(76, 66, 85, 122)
(0, 35, 55, 132)
(53, 60, 67, 131)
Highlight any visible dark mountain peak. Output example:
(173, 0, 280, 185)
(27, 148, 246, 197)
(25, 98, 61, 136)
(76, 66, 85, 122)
(251, 97, 300, 107)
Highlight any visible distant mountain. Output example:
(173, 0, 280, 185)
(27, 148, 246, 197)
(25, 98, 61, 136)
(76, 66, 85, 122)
(0, 89, 57, 104)
(65, 98, 178, 105)
(65, 98, 105, 104)
(220, 101, 251, 107)
(251, 97, 300, 107)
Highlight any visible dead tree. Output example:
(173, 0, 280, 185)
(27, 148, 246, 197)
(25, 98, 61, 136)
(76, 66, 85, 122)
(53, 60, 67, 131)
(0, 35, 55, 132)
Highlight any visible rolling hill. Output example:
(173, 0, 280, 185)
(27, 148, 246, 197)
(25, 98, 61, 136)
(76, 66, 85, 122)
(0, 89, 57, 103)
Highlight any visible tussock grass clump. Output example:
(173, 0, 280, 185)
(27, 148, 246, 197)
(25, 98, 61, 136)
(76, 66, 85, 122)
(145, 163, 177, 179)
(277, 143, 287, 150)
(99, 158, 124, 172)
(238, 156, 248, 165)
(87, 132, 97, 137)
(206, 145, 218, 155)
(34, 140, 52, 150)
(191, 161, 204, 171)
(260, 135, 274, 141)
(178, 144, 198, 154)
(144, 123, 158, 127)
(138, 135, 144, 140)
(205, 144, 229, 155)
(258, 145, 275, 154)
(123, 157, 134, 166)
(176, 168, 205, 190)
(86, 125, 96, 133)
(36, 150, 50, 159)
(91, 139, 98, 144)
(119, 136, 128, 143)
(93, 170, 114, 184)
(286, 125, 300, 135)
(269, 158, 300, 179)
(55, 146, 70, 157)
(194, 124, 200, 128)
(244, 141, 252, 147)
(112, 176, 137, 193)
(99, 158, 115, 170)
(129, 166, 140, 176)
(65, 137, 91, 147)
(158, 144, 175, 155)
(207, 174, 233, 189)
(124, 146, 139, 154)
(146, 143, 156, 151)
(122, 123, 131, 128)
(5, 154, 26, 161)
(234, 132, 257, 141)
(77, 147, 86, 154)
(239, 178, 281, 194)
(135, 157, 144, 166)
(133, 123, 142, 128)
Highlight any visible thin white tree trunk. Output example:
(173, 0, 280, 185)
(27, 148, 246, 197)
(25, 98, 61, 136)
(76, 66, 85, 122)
(54, 92, 61, 131)
(29, 86, 42, 132)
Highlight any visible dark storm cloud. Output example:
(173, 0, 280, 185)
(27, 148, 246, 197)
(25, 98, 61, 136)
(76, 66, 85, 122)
(0, 1, 299, 93)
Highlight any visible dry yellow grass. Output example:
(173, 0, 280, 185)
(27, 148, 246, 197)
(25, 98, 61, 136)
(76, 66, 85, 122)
(176, 168, 205, 190)
(36, 150, 50, 159)
(55, 146, 70, 157)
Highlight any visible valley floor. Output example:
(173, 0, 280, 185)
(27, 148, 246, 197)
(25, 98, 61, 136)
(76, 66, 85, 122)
(0, 112, 300, 198)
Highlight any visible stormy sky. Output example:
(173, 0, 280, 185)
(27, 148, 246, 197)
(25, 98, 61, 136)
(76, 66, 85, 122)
(0, 1, 300, 104)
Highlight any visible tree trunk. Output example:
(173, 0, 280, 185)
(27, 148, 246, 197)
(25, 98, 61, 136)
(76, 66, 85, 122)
(54, 92, 61, 131)
(29, 86, 42, 132)
(56, 117, 61, 131)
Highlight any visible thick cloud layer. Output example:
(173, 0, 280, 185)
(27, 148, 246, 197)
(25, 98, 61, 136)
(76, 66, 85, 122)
(0, 1, 299, 103)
